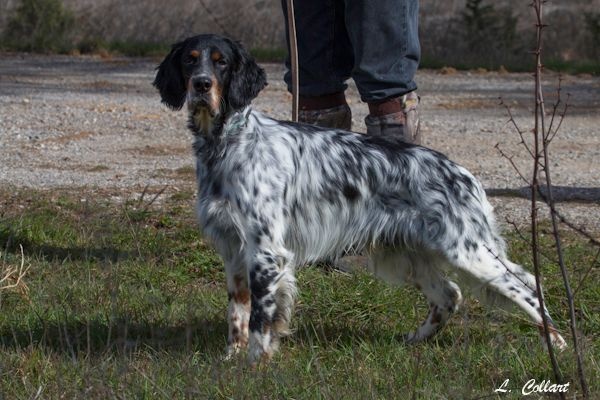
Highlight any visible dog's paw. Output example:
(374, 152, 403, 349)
(223, 343, 244, 361)
(402, 331, 421, 345)
(247, 330, 280, 367)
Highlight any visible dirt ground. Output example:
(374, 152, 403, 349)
(0, 53, 599, 231)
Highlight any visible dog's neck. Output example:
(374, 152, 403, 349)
(188, 109, 224, 138)
(188, 106, 251, 139)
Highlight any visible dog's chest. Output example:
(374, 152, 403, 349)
(196, 177, 236, 232)
(194, 154, 246, 240)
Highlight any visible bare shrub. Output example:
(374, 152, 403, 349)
(420, 0, 600, 71)
(584, 12, 600, 60)
(64, 0, 285, 49)
(2, 0, 75, 52)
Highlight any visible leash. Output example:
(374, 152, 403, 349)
(286, 0, 299, 122)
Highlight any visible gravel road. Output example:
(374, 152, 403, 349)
(0, 53, 599, 232)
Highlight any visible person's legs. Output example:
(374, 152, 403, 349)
(344, 0, 421, 143)
(281, 0, 353, 129)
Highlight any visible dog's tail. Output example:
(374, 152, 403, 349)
(448, 216, 567, 350)
(438, 179, 567, 349)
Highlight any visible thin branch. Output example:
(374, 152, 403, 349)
(494, 143, 531, 186)
(547, 94, 570, 144)
(499, 97, 535, 158)
(0, 244, 30, 293)
(482, 244, 537, 290)
(536, 190, 600, 248)
(544, 75, 563, 143)
(505, 218, 565, 265)
(197, 0, 232, 37)
(138, 183, 149, 206)
(572, 248, 600, 299)
(143, 185, 168, 213)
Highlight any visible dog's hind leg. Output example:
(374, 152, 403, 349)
(447, 242, 567, 350)
(369, 250, 462, 343)
(404, 255, 463, 343)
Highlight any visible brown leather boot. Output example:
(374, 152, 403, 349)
(365, 91, 420, 144)
(298, 92, 352, 130)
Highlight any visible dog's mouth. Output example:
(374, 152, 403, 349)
(189, 97, 218, 117)
(189, 97, 220, 134)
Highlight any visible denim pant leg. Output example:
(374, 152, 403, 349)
(281, 0, 354, 97)
(343, 0, 420, 102)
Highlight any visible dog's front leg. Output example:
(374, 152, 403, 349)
(224, 251, 251, 359)
(245, 238, 295, 366)
(212, 236, 251, 359)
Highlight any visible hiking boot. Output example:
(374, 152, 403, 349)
(365, 91, 420, 144)
(298, 92, 352, 130)
(299, 104, 352, 130)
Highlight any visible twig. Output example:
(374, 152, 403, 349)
(499, 97, 535, 159)
(137, 184, 149, 208)
(197, 0, 232, 37)
(535, 193, 600, 247)
(142, 185, 168, 213)
(530, 0, 564, 391)
(483, 245, 533, 288)
(0, 244, 30, 293)
(505, 218, 565, 265)
(544, 75, 563, 143)
(547, 94, 570, 144)
(572, 248, 600, 299)
(494, 143, 531, 186)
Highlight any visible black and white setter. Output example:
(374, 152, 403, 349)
(153, 34, 566, 365)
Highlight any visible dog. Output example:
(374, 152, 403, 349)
(153, 34, 567, 365)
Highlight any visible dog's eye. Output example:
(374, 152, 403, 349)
(185, 56, 197, 65)
(216, 59, 227, 67)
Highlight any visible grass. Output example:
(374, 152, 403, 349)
(420, 56, 600, 75)
(0, 188, 598, 399)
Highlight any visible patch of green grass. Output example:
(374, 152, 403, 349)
(106, 41, 170, 58)
(174, 165, 196, 178)
(0, 189, 597, 398)
(170, 190, 195, 202)
(87, 165, 110, 172)
(74, 38, 169, 57)
(250, 47, 287, 63)
(420, 56, 600, 75)
(544, 59, 600, 75)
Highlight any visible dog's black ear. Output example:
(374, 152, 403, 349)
(227, 39, 267, 110)
(153, 40, 187, 110)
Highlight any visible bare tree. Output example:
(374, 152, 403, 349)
(496, 1, 592, 397)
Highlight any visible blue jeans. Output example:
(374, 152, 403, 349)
(281, 0, 420, 103)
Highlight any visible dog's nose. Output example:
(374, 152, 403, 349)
(193, 76, 212, 93)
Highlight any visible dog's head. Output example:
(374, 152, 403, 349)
(153, 34, 267, 132)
